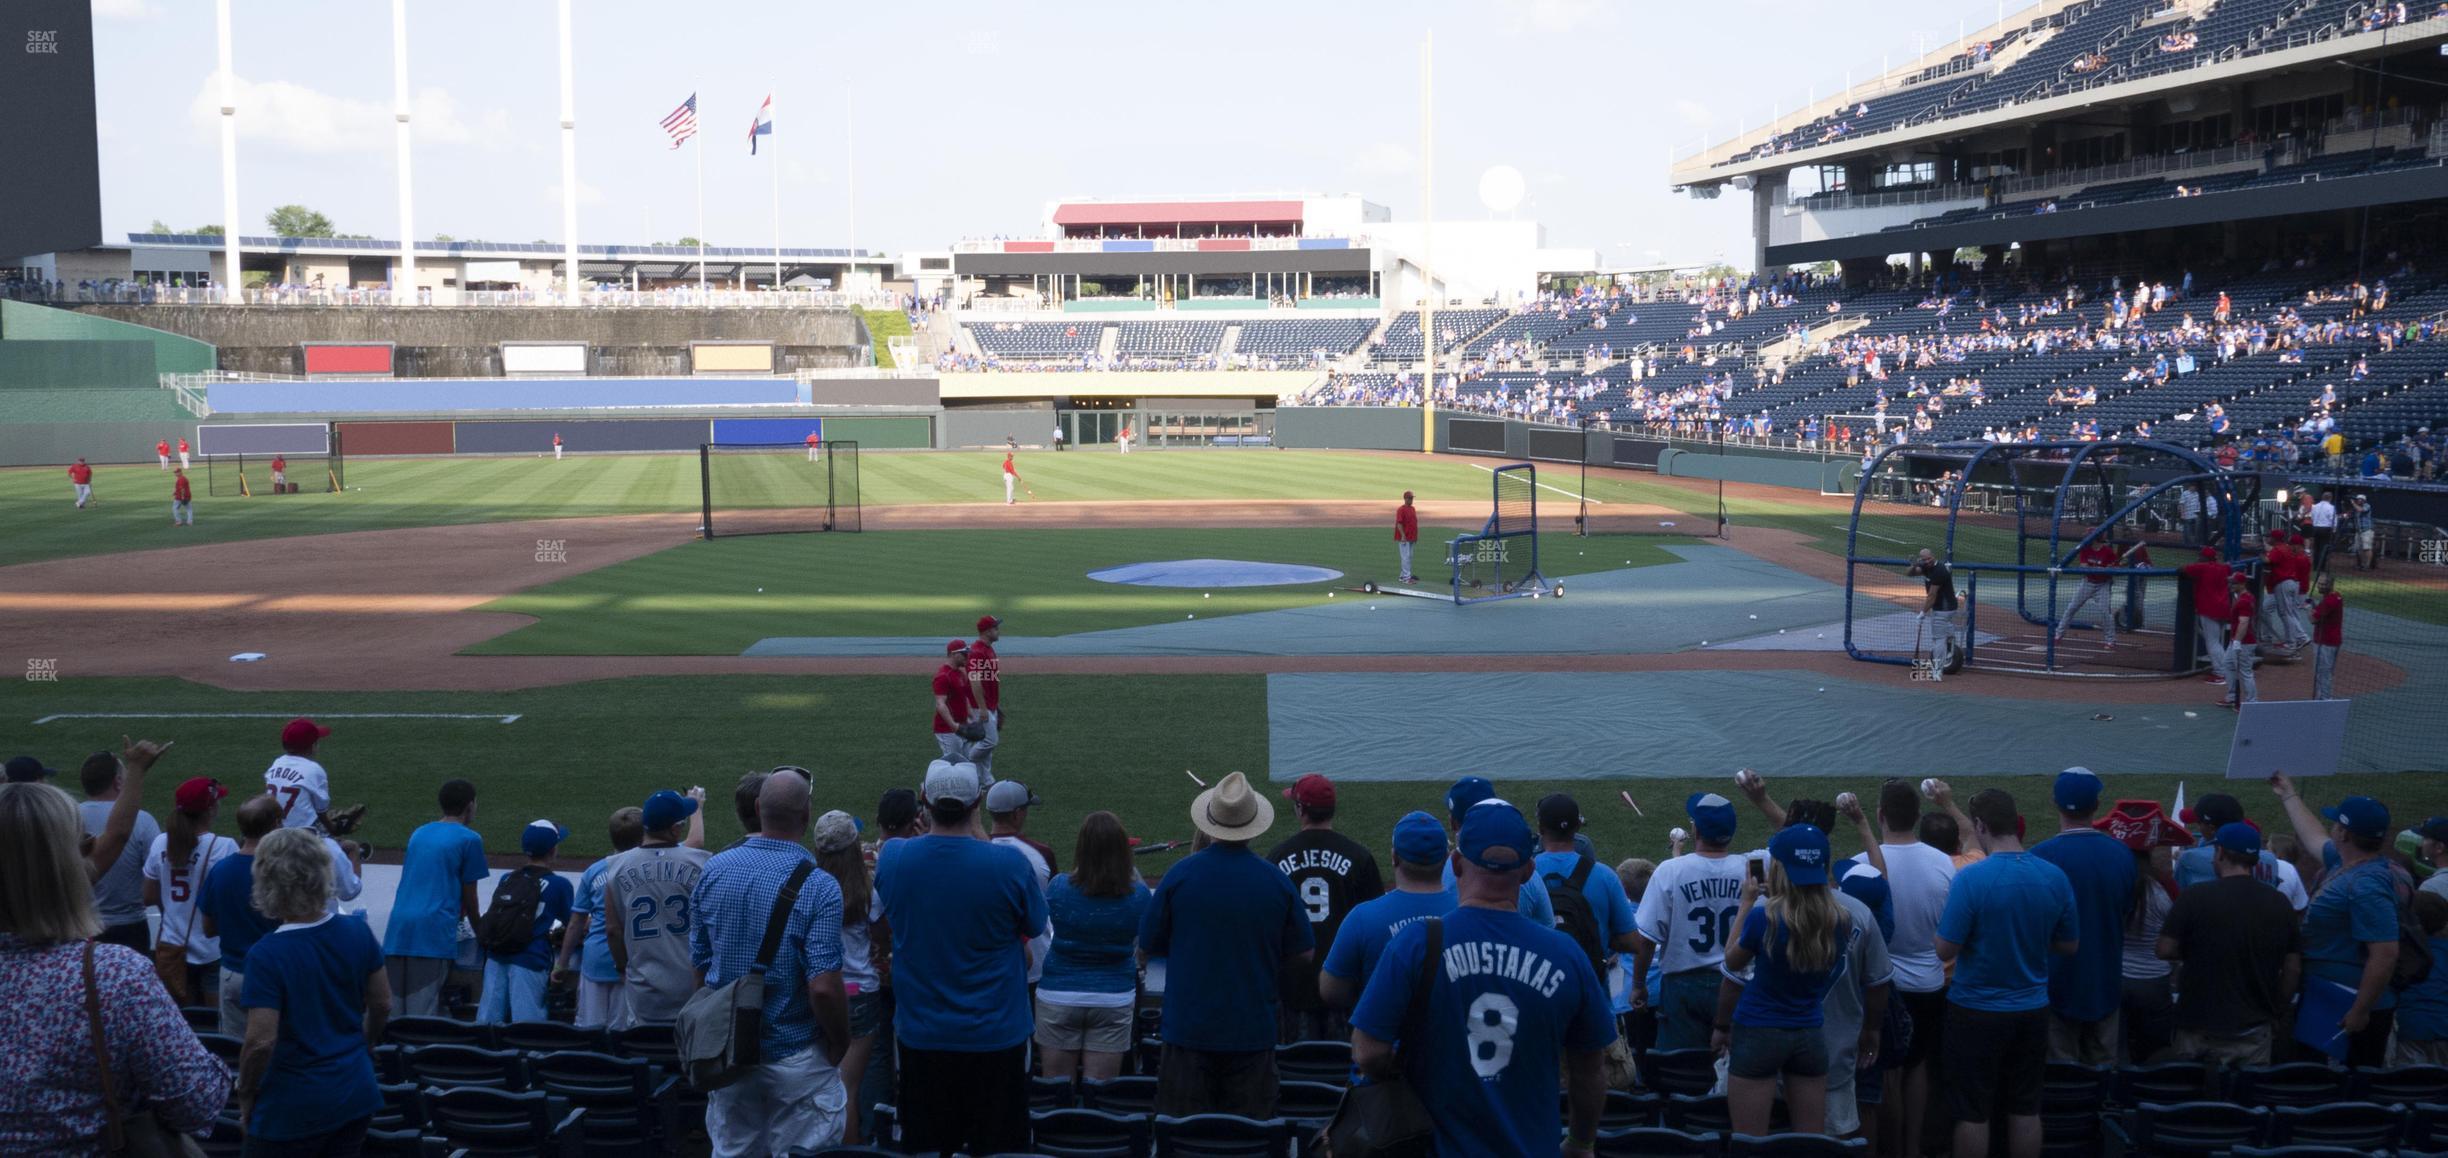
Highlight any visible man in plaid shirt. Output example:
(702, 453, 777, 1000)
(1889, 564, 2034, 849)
(689, 770, 853, 1156)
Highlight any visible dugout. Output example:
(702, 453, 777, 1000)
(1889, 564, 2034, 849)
(1844, 439, 2260, 678)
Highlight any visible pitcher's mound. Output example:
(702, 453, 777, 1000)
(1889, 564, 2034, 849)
(1088, 559, 1343, 588)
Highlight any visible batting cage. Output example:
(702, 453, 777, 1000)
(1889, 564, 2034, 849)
(698, 441, 862, 538)
(197, 423, 345, 496)
(1843, 440, 2258, 679)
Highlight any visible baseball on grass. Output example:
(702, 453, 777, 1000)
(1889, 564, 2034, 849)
(756, 587, 763, 592)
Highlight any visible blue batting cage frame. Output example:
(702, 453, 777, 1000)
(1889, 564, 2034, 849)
(1448, 462, 1552, 605)
(1841, 438, 2257, 675)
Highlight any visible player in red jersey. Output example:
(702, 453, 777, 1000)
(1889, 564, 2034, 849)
(270, 454, 289, 491)
(805, 431, 821, 462)
(172, 468, 194, 526)
(2310, 574, 2343, 700)
(2221, 573, 2259, 708)
(2052, 530, 2142, 649)
(932, 639, 979, 763)
(967, 615, 1003, 781)
(1395, 491, 1420, 584)
(2179, 547, 2233, 685)
(155, 439, 170, 470)
(68, 457, 95, 508)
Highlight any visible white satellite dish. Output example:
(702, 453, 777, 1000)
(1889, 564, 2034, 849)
(1478, 165, 1526, 214)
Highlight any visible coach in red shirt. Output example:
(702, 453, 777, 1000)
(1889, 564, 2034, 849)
(966, 615, 1003, 780)
(69, 457, 95, 508)
(933, 639, 978, 764)
(172, 468, 194, 527)
(2180, 547, 2233, 686)
(1395, 491, 1420, 584)
(2310, 575, 2344, 700)
(2222, 573, 2258, 708)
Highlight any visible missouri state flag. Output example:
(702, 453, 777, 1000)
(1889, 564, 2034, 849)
(748, 94, 773, 154)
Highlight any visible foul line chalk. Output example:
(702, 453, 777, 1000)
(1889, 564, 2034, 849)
(32, 712, 523, 725)
(1470, 463, 1601, 504)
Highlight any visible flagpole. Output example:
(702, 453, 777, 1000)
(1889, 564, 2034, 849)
(694, 93, 707, 299)
(769, 85, 781, 292)
(556, 0, 579, 301)
(391, 0, 415, 306)
(215, 0, 241, 303)
(844, 87, 857, 264)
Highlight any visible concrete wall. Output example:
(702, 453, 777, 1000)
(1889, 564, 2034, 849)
(71, 304, 864, 377)
(210, 376, 799, 414)
(940, 406, 1053, 449)
(1659, 445, 1846, 491)
(1273, 406, 1424, 451)
(0, 340, 156, 388)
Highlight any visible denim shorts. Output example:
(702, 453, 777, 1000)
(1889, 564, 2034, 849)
(1727, 1023, 1829, 1080)
(847, 991, 882, 1041)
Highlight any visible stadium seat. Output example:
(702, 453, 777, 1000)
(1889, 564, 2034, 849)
(400, 1043, 530, 1092)
(1664, 1093, 1733, 1135)
(783, 1148, 901, 1157)
(495, 1021, 605, 1055)
(371, 1081, 431, 1133)
(2269, 1101, 2405, 1149)
(421, 1086, 586, 1158)
(1135, 1036, 1165, 1078)
(2102, 1100, 2270, 1155)
(2109, 1060, 2211, 1106)
(359, 1127, 453, 1158)
(2350, 1064, 2448, 1103)
(1594, 1126, 1721, 1157)
(1726, 1133, 1866, 1157)
(1271, 1079, 1343, 1131)
(1272, 1039, 1351, 1085)
(370, 1043, 406, 1084)
(2227, 1146, 2381, 1158)
(194, 1031, 242, 1068)
(386, 1015, 492, 1049)
(524, 1049, 681, 1154)
(611, 1022, 679, 1066)
(1031, 1074, 1080, 1110)
(1639, 1047, 1722, 1097)
(2039, 1061, 2108, 1156)
(1081, 1075, 1161, 1117)
(2228, 1061, 2352, 1108)
(180, 1005, 222, 1033)
(1150, 1112, 1297, 1158)
(2410, 1102, 2448, 1151)
(1598, 1089, 1663, 1130)
(1028, 1106, 1152, 1158)
(868, 1103, 900, 1150)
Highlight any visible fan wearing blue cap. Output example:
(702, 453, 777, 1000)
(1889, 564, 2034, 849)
(1351, 802, 1618, 1158)
(2027, 767, 2136, 1065)
(1630, 791, 1751, 1052)
(2158, 820, 2306, 1065)
(1319, 812, 1458, 1011)
(1438, 776, 1556, 929)
(1714, 824, 1860, 1137)
(474, 819, 574, 1025)
(604, 788, 714, 1029)
(2270, 771, 2405, 1065)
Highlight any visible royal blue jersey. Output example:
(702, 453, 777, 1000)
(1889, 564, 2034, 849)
(1351, 905, 1616, 1157)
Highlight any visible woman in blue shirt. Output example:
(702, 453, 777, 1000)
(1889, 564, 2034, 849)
(1715, 824, 1853, 1138)
(236, 825, 391, 1155)
(1035, 811, 1151, 1083)
(2271, 774, 2404, 1067)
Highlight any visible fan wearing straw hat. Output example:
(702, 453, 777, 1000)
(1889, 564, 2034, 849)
(1139, 771, 1315, 1120)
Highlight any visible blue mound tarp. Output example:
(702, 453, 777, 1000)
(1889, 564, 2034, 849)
(1086, 559, 1344, 588)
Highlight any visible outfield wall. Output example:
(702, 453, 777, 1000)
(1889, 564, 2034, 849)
(211, 376, 801, 414)
(1281, 409, 1845, 494)
(0, 419, 205, 469)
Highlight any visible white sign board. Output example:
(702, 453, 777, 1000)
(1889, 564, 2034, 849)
(2224, 698, 2351, 779)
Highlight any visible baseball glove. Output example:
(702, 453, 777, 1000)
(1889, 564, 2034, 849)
(956, 719, 987, 742)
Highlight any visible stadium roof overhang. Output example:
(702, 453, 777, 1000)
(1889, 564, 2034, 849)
(1050, 200, 1304, 227)
(954, 248, 1373, 277)
(1763, 161, 2448, 264)
(1672, 19, 2448, 190)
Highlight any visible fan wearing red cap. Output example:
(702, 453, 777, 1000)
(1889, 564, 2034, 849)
(932, 640, 982, 766)
(1267, 774, 1385, 1041)
(143, 777, 236, 1005)
(266, 717, 333, 832)
(2178, 548, 2234, 685)
(967, 615, 1004, 780)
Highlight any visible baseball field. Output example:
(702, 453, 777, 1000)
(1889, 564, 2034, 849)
(5, 446, 2441, 863)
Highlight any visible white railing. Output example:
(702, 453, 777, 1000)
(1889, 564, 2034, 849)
(1793, 141, 2264, 214)
(18, 285, 900, 310)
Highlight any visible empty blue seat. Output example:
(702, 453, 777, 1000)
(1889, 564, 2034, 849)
(1030, 1106, 1151, 1158)
(1150, 1112, 1296, 1158)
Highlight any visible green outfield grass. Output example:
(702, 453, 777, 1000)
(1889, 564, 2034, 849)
(2, 449, 1674, 568)
(466, 528, 1690, 655)
(4, 673, 2427, 865)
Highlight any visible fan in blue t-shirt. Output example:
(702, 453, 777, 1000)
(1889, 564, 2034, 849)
(2027, 770, 2139, 1042)
(1352, 802, 1616, 1158)
(1716, 824, 1856, 1138)
(237, 827, 387, 1146)
(1320, 811, 1454, 1011)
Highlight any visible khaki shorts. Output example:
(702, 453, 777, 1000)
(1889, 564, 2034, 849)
(1035, 999, 1134, 1054)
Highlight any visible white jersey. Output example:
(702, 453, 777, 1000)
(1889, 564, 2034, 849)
(604, 843, 713, 1028)
(1877, 839, 1959, 993)
(2272, 856, 2310, 911)
(324, 835, 364, 909)
(1633, 852, 1752, 975)
(265, 753, 330, 829)
(991, 834, 1053, 983)
(144, 832, 236, 965)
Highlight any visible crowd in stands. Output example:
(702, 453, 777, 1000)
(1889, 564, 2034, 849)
(19, 729, 2448, 1158)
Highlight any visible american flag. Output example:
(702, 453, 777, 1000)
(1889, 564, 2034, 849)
(659, 93, 698, 149)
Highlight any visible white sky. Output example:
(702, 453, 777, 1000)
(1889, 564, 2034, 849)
(92, 0, 2009, 268)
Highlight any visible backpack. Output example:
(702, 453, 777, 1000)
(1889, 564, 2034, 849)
(476, 866, 549, 956)
(1542, 855, 1609, 980)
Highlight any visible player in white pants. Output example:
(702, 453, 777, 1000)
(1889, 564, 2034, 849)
(2052, 535, 2140, 649)
(2310, 574, 2342, 700)
(2223, 573, 2259, 707)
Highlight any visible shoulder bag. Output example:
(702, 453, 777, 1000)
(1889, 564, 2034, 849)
(88, 941, 207, 1157)
(1323, 917, 1443, 1158)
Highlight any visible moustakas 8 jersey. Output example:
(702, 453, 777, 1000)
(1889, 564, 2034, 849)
(264, 754, 330, 830)
(1350, 905, 1616, 1158)
(1632, 852, 1752, 975)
